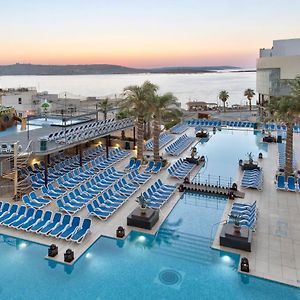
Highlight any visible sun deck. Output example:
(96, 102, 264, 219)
(212, 133, 300, 288)
(0, 126, 201, 265)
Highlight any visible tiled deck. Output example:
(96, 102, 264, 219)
(0, 127, 200, 265)
(212, 133, 300, 287)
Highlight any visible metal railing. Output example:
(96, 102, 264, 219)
(192, 173, 233, 189)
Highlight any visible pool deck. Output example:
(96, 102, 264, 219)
(212, 133, 300, 288)
(0, 127, 201, 265)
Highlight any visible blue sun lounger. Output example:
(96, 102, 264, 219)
(38, 212, 62, 234)
(70, 219, 92, 243)
(1, 206, 27, 226)
(124, 159, 135, 171)
(14, 209, 43, 230)
(0, 204, 19, 223)
(28, 211, 52, 232)
(152, 161, 162, 173)
(59, 217, 81, 240)
(145, 161, 154, 173)
(48, 215, 71, 237)
(276, 175, 286, 190)
(87, 203, 111, 219)
(287, 176, 296, 192)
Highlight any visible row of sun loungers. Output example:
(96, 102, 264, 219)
(165, 134, 195, 156)
(276, 175, 300, 192)
(228, 201, 257, 229)
(87, 172, 152, 219)
(241, 169, 263, 191)
(55, 167, 127, 214)
(145, 133, 174, 151)
(168, 158, 195, 179)
(144, 160, 162, 173)
(278, 143, 297, 170)
(30, 148, 128, 190)
(142, 179, 176, 209)
(170, 123, 189, 134)
(45, 119, 115, 141)
(125, 159, 142, 171)
(53, 118, 134, 145)
(28, 150, 129, 209)
(0, 202, 91, 243)
(186, 119, 255, 128)
(128, 170, 151, 185)
(264, 123, 300, 132)
(0, 143, 22, 155)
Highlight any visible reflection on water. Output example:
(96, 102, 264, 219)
(0, 72, 256, 107)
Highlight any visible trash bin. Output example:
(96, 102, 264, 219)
(40, 139, 47, 151)
(277, 135, 282, 143)
(125, 141, 130, 150)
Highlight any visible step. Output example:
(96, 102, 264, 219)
(152, 247, 213, 265)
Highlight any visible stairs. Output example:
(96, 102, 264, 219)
(1, 141, 33, 199)
(152, 228, 214, 265)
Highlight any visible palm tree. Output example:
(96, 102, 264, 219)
(151, 93, 180, 162)
(123, 81, 158, 160)
(97, 98, 113, 121)
(267, 76, 300, 178)
(244, 88, 256, 111)
(41, 100, 50, 121)
(219, 90, 229, 112)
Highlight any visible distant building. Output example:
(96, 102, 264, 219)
(256, 38, 300, 111)
(0, 87, 38, 117)
(186, 100, 218, 111)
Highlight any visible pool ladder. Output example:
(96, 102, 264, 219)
(210, 220, 227, 244)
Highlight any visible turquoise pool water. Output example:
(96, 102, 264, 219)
(0, 193, 298, 299)
(194, 129, 268, 186)
(28, 117, 85, 126)
(0, 129, 298, 299)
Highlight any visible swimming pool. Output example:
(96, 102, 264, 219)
(28, 117, 89, 127)
(194, 129, 268, 186)
(0, 124, 41, 138)
(0, 129, 298, 299)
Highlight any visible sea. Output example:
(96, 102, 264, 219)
(0, 71, 256, 109)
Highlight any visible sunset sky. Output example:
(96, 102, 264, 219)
(1, 0, 299, 68)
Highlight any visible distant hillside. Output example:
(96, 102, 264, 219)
(0, 63, 240, 75)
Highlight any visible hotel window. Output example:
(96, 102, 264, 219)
(18, 98, 22, 104)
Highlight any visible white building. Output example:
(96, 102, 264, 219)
(256, 38, 300, 109)
(0, 88, 59, 117)
(0, 87, 38, 117)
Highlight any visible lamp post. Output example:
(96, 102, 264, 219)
(96, 103, 98, 121)
(27, 114, 30, 141)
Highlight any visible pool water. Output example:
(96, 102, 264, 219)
(28, 117, 89, 126)
(0, 124, 41, 138)
(0, 193, 298, 299)
(0, 128, 298, 299)
(194, 129, 268, 186)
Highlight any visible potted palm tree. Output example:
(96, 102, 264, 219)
(230, 214, 241, 233)
(136, 194, 149, 214)
(244, 88, 256, 111)
(41, 100, 50, 121)
(219, 90, 229, 112)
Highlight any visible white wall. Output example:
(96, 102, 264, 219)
(257, 55, 300, 79)
(1, 90, 37, 116)
(273, 39, 300, 56)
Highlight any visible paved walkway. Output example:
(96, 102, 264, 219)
(212, 133, 300, 287)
